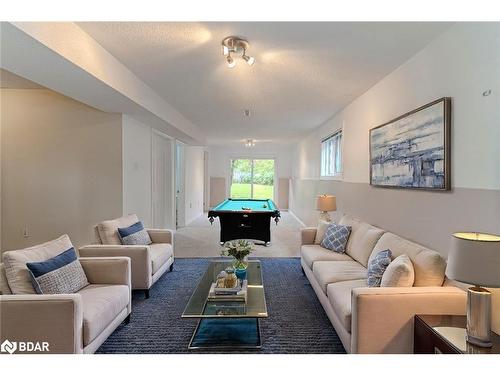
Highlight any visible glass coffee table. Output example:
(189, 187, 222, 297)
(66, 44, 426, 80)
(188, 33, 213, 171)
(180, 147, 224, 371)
(182, 260, 268, 350)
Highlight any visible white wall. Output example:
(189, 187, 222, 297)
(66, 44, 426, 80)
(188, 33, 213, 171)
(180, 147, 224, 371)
(294, 23, 500, 189)
(184, 146, 205, 225)
(122, 115, 152, 227)
(1, 88, 123, 250)
(209, 142, 293, 179)
(208, 142, 294, 206)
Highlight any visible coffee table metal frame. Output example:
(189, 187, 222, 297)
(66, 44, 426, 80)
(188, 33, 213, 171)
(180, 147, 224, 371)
(182, 260, 267, 350)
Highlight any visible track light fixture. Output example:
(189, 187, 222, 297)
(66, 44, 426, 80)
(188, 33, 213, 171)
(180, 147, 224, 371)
(222, 36, 255, 68)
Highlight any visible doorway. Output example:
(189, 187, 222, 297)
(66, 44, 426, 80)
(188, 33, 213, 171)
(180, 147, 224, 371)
(229, 159, 275, 200)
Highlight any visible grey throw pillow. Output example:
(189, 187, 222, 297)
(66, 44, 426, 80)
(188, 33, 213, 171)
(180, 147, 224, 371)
(118, 221, 152, 246)
(26, 247, 89, 294)
(367, 249, 392, 287)
(321, 223, 352, 253)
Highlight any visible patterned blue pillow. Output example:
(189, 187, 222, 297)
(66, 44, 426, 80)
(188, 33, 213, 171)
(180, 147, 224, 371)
(321, 223, 352, 253)
(26, 247, 89, 294)
(118, 221, 152, 245)
(367, 249, 392, 287)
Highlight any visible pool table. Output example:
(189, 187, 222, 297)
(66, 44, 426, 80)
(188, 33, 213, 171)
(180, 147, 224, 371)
(208, 198, 280, 245)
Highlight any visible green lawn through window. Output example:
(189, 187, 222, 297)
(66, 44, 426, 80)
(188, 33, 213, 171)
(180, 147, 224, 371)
(230, 183, 274, 200)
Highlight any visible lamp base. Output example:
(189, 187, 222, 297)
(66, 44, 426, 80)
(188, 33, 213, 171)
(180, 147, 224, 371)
(466, 286, 492, 348)
(318, 211, 331, 222)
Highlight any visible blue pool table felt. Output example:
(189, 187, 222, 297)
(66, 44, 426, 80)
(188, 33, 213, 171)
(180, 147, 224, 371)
(213, 199, 277, 212)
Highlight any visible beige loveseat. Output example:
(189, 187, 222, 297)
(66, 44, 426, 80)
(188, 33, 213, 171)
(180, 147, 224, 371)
(301, 215, 467, 354)
(78, 214, 174, 298)
(0, 235, 131, 354)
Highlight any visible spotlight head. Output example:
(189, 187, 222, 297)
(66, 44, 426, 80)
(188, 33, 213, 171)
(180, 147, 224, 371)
(222, 45, 229, 56)
(243, 54, 255, 66)
(226, 54, 236, 68)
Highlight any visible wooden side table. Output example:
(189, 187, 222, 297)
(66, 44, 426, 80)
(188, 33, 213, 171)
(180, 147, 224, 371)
(414, 315, 500, 354)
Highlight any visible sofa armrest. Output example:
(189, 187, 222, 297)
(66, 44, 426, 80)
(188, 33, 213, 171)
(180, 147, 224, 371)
(79, 257, 131, 287)
(147, 229, 173, 244)
(0, 294, 83, 353)
(351, 286, 467, 354)
(301, 227, 317, 245)
(78, 245, 152, 289)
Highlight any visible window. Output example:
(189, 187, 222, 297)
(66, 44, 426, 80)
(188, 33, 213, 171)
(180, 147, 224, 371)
(321, 130, 342, 177)
(230, 158, 275, 200)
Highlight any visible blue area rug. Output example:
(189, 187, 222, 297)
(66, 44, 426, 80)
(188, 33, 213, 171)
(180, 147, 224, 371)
(97, 258, 346, 354)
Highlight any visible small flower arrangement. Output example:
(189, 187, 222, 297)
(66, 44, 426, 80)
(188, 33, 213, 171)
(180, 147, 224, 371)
(221, 239, 253, 269)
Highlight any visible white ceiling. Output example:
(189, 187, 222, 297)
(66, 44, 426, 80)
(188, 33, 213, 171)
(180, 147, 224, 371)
(78, 22, 452, 144)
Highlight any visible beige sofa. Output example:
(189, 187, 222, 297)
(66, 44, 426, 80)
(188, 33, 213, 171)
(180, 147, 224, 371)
(78, 214, 174, 298)
(0, 235, 131, 354)
(301, 215, 467, 354)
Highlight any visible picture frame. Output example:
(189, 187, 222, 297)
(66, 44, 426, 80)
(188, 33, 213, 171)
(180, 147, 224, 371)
(369, 97, 451, 190)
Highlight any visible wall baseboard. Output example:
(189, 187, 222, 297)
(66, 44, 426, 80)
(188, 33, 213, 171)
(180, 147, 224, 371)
(288, 210, 307, 228)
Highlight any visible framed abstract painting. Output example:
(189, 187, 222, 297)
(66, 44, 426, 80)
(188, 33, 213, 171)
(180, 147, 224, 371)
(369, 97, 451, 190)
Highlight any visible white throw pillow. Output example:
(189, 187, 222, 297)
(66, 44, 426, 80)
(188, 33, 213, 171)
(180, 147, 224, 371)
(381, 254, 415, 287)
(314, 220, 331, 244)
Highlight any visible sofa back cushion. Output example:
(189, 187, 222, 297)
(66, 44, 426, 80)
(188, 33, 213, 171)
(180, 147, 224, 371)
(97, 214, 139, 245)
(369, 232, 446, 286)
(339, 215, 385, 267)
(2, 234, 74, 294)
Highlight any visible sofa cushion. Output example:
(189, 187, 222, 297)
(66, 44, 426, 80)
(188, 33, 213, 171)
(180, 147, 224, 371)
(27, 247, 89, 294)
(314, 220, 331, 245)
(79, 284, 129, 346)
(369, 232, 446, 287)
(327, 279, 367, 333)
(150, 244, 173, 275)
(118, 221, 152, 246)
(301, 245, 353, 269)
(312, 261, 367, 294)
(381, 254, 415, 287)
(2, 234, 74, 294)
(339, 215, 385, 267)
(321, 223, 351, 253)
(367, 249, 392, 287)
(97, 214, 139, 245)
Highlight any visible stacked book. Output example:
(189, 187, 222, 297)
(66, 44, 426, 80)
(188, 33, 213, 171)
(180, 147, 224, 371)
(208, 279, 248, 302)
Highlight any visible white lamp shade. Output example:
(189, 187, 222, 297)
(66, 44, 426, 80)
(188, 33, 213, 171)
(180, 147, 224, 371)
(316, 195, 336, 212)
(446, 232, 500, 288)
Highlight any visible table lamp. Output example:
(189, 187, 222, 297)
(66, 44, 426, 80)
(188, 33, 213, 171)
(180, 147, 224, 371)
(316, 194, 336, 222)
(446, 232, 500, 347)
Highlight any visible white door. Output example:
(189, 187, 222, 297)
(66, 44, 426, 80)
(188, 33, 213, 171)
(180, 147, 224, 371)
(152, 130, 175, 229)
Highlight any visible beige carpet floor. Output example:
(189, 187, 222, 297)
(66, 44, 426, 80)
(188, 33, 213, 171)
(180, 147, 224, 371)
(174, 211, 303, 257)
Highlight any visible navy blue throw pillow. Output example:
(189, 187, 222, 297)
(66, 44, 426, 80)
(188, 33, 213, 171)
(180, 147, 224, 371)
(118, 221, 152, 245)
